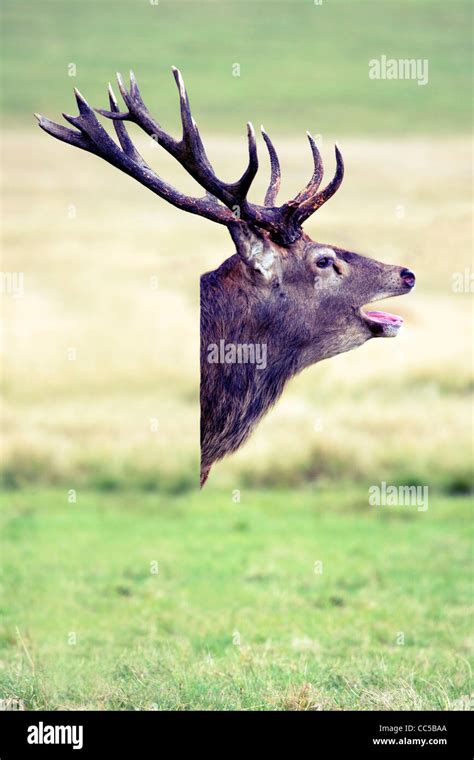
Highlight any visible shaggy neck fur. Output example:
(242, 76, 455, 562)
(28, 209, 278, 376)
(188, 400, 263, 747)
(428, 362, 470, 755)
(200, 255, 302, 485)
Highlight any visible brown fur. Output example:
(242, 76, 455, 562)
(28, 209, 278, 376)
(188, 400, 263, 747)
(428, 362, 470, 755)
(200, 232, 414, 484)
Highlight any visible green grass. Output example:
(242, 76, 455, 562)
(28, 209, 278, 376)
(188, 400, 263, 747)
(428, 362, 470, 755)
(1, 487, 471, 710)
(1, 0, 472, 133)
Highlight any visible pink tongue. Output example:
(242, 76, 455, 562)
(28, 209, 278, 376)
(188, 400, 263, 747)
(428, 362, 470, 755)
(365, 310, 403, 326)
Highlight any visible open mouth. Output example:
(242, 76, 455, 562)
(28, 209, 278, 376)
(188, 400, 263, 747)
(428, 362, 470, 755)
(360, 308, 404, 337)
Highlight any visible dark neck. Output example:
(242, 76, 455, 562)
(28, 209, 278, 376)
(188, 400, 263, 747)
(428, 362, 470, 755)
(200, 255, 300, 471)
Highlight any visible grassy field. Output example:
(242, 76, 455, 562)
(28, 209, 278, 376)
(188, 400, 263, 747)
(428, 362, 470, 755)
(1, 0, 472, 134)
(0, 0, 472, 713)
(0, 487, 471, 710)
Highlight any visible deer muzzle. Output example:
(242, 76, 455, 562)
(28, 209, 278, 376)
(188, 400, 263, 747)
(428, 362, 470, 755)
(360, 265, 415, 337)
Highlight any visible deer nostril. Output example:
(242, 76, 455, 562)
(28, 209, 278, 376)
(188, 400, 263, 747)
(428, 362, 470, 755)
(400, 268, 416, 288)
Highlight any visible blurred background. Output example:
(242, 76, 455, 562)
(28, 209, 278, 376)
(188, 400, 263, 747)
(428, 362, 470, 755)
(0, 0, 472, 710)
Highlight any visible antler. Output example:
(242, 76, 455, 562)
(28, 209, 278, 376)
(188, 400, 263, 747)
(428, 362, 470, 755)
(261, 127, 281, 206)
(36, 68, 344, 246)
(97, 68, 259, 212)
(36, 83, 234, 226)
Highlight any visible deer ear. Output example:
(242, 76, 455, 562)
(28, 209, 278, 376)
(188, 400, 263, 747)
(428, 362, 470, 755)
(228, 222, 277, 280)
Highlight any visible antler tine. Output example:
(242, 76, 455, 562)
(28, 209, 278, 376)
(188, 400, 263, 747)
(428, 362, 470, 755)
(171, 67, 258, 205)
(171, 65, 214, 177)
(95, 73, 132, 121)
(116, 71, 148, 116)
(306, 131, 324, 189)
(226, 122, 259, 203)
(172, 66, 194, 140)
(35, 112, 94, 151)
(261, 126, 281, 207)
(129, 70, 144, 102)
(289, 131, 324, 208)
(293, 144, 344, 224)
(106, 83, 144, 164)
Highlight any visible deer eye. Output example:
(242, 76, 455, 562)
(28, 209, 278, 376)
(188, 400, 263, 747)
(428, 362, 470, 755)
(316, 256, 333, 269)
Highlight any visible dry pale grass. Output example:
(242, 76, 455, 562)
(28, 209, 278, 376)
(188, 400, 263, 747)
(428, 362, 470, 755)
(1, 131, 472, 489)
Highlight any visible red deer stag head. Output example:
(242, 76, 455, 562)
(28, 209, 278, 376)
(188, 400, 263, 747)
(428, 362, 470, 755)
(36, 69, 416, 487)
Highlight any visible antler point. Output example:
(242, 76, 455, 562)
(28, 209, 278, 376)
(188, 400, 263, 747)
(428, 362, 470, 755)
(73, 88, 91, 115)
(172, 67, 187, 102)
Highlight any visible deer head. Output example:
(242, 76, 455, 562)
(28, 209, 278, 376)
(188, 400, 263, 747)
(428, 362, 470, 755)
(36, 68, 415, 487)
